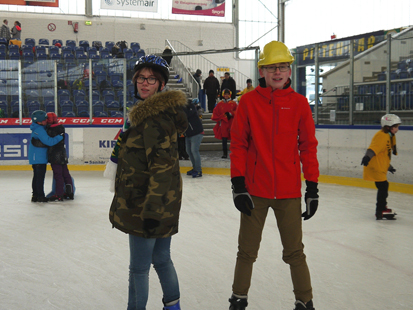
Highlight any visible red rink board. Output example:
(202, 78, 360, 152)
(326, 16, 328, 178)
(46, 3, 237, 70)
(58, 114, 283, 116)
(0, 117, 124, 126)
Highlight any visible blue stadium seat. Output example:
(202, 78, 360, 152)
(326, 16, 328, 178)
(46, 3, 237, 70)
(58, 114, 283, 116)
(130, 42, 140, 51)
(110, 73, 123, 89)
(124, 49, 133, 59)
(92, 91, 100, 102)
(135, 49, 145, 58)
(58, 90, 70, 104)
(66, 40, 76, 51)
(45, 100, 56, 113)
(50, 53, 61, 61)
(78, 110, 90, 117)
(9, 44, 19, 54)
(49, 46, 60, 55)
(61, 100, 74, 113)
(37, 52, 48, 61)
(0, 51, 7, 60)
(76, 100, 89, 114)
(100, 47, 110, 59)
(92, 41, 102, 51)
(9, 52, 20, 60)
(26, 38, 37, 47)
(62, 46, 73, 57)
(62, 111, 76, 117)
(79, 40, 90, 52)
(110, 111, 123, 117)
(74, 90, 86, 103)
(38, 38, 49, 45)
(22, 45, 34, 54)
(105, 41, 115, 51)
(52, 39, 63, 47)
(103, 91, 115, 105)
(92, 101, 104, 114)
(25, 89, 39, 101)
(27, 100, 41, 115)
(94, 111, 108, 117)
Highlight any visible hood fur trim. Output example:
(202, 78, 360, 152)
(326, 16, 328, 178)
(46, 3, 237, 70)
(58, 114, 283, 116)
(128, 90, 187, 127)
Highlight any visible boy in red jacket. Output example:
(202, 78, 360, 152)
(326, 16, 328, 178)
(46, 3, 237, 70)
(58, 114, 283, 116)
(228, 41, 319, 310)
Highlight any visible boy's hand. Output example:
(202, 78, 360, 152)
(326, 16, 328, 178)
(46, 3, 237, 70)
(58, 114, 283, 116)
(231, 177, 254, 216)
(302, 180, 318, 220)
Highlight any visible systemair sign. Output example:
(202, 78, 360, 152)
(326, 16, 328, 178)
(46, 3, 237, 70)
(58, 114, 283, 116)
(101, 0, 158, 12)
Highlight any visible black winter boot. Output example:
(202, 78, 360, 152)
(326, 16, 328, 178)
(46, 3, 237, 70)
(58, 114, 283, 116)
(229, 294, 248, 310)
(294, 300, 315, 310)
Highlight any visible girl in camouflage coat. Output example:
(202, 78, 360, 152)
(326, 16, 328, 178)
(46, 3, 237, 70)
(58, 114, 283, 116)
(108, 55, 188, 310)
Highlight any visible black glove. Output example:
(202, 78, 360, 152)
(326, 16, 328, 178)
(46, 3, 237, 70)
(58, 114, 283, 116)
(393, 145, 397, 155)
(231, 176, 254, 216)
(361, 156, 371, 166)
(31, 137, 47, 148)
(143, 218, 160, 233)
(388, 166, 396, 174)
(225, 112, 232, 120)
(302, 180, 318, 220)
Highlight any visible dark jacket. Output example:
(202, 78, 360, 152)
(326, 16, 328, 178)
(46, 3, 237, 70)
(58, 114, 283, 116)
(109, 90, 188, 238)
(221, 76, 236, 99)
(46, 124, 68, 165)
(203, 76, 220, 97)
(0, 23, 11, 40)
(162, 48, 173, 65)
(183, 102, 203, 137)
(11, 25, 21, 40)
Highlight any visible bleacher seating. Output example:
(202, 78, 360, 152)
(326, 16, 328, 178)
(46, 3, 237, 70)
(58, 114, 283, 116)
(0, 100, 8, 117)
(45, 100, 56, 113)
(105, 41, 115, 52)
(52, 39, 63, 47)
(92, 101, 105, 114)
(27, 100, 41, 115)
(110, 111, 123, 117)
(62, 111, 76, 117)
(66, 40, 76, 51)
(38, 38, 49, 46)
(61, 100, 74, 113)
(79, 40, 89, 52)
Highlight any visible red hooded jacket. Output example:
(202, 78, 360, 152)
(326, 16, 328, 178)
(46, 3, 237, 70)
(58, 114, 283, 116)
(230, 81, 319, 199)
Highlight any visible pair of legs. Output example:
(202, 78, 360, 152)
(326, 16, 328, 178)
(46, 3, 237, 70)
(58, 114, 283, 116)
(51, 164, 73, 196)
(32, 164, 47, 198)
(185, 133, 203, 173)
(232, 196, 313, 303)
(207, 93, 217, 112)
(375, 180, 389, 216)
(222, 137, 228, 158)
(128, 235, 180, 310)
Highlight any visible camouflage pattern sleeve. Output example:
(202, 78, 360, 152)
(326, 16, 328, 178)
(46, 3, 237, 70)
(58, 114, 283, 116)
(141, 117, 176, 221)
(110, 118, 131, 163)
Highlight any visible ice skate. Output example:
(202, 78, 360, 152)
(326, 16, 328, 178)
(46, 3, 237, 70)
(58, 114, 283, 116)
(229, 294, 248, 310)
(49, 195, 63, 202)
(64, 184, 74, 200)
(186, 169, 194, 175)
(37, 197, 48, 203)
(192, 171, 202, 178)
(377, 207, 397, 220)
(31, 196, 37, 202)
(294, 299, 315, 310)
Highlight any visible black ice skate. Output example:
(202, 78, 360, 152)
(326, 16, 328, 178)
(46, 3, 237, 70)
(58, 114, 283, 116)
(376, 208, 397, 220)
(49, 195, 63, 202)
(64, 184, 74, 200)
(294, 299, 315, 310)
(229, 294, 248, 310)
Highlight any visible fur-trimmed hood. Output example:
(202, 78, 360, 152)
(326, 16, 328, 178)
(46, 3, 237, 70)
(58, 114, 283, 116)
(128, 90, 188, 132)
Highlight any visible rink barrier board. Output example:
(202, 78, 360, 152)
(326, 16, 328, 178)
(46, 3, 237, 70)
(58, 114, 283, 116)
(1, 164, 412, 195)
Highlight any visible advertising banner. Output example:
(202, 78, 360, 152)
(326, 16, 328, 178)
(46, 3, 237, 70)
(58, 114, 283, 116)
(83, 128, 120, 165)
(172, 0, 225, 17)
(0, 0, 59, 8)
(296, 30, 386, 67)
(101, 0, 158, 12)
(0, 133, 69, 161)
(0, 117, 124, 126)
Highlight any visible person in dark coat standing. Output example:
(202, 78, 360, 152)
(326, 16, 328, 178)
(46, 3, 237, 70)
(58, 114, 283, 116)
(162, 45, 173, 66)
(0, 19, 11, 44)
(44, 112, 74, 201)
(220, 72, 236, 100)
(203, 69, 220, 113)
(183, 98, 204, 178)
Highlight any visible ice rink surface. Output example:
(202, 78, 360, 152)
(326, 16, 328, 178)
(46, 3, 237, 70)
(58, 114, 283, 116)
(1, 170, 412, 310)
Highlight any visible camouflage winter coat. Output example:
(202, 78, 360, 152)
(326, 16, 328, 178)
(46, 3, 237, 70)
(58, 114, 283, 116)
(109, 90, 188, 238)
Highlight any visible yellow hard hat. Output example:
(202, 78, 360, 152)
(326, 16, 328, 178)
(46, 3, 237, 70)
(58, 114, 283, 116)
(258, 41, 294, 68)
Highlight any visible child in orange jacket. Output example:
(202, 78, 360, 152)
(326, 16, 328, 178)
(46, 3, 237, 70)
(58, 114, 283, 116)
(212, 88, 237, 158)
(361, 114, 401, 220)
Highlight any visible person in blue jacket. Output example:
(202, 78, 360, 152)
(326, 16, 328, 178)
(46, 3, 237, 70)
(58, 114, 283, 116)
(29, 110, 63, 202)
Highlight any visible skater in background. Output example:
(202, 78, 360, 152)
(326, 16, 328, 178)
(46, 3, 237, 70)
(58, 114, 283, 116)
(236, 78, 254, 101)
(228, 41, 319, 310)
(183, 98, 204, 178)
(212, 88, 237, 158)
(28, 110, 63, 203)
(107, 55, 187, 310)
(44, 112, 74, 201)
(361, 114, 401, 220)
(162, 45, 173, 66)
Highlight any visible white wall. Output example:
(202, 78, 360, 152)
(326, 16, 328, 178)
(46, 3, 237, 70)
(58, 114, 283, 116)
(1, 12, 256, 80)
(1, 126, 412, 185)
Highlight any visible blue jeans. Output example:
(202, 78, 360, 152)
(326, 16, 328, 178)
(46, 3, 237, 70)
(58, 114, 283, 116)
(185, 134, 203, 172)
(128, 235, 180, 310)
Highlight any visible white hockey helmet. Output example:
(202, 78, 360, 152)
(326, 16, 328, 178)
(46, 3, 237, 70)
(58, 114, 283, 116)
(381, 114, 402, 127)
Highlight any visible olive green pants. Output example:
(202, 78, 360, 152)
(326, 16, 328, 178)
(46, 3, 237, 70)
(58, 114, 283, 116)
(232, 196, 313, 302)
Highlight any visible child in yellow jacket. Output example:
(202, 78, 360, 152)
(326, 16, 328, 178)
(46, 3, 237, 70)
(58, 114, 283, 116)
(361, 114, 401, 220)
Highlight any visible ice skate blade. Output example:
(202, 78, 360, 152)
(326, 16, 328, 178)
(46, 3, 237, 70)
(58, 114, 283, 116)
(377, 216, 397, 220)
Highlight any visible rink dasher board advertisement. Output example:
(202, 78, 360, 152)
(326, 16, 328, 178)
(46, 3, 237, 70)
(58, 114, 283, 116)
(101, 0, 158, 12)
(0, 117, 124, 126)
(0, 126, 121, 165)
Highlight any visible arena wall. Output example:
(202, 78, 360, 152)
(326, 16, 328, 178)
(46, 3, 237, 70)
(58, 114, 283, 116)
(1, 126, 412, 185)
(1, 12, 253, 77)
